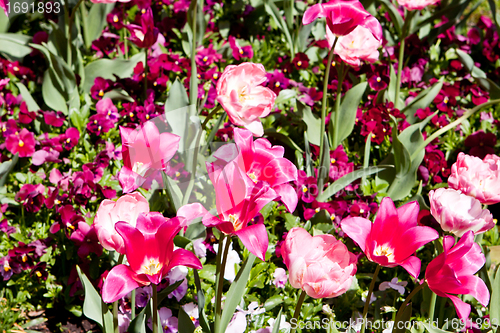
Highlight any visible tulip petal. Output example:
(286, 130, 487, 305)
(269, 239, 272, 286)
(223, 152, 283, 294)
(274, 184, 298, 213)
(165, 248, 203, 273)
(396, 201, 419, 228)
(102, 264, 144, 303)
(235, 223, 268, 261)
(395, 226, 439, 261)
(371, 197, 399, 245)
(115, 222, 146, 272)
(118, 167, 144, 193)
(177, 203, 209, 228)
(341, 216, 372, 252)
(447, 294, 471, 320)
(399, 256, 421, 279)
(303, 3, 326, 25)
(458, 275, 490, 306)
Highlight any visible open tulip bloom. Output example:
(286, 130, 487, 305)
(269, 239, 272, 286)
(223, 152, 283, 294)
(425, 231, 489, 320)
(341, 197, 439, 278)
(102, 212, 202, 303)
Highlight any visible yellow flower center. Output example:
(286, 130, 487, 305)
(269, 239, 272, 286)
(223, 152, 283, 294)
(35, 271, 42, 277)
(4, 263, 10, 272)
(229, 214, 244, 231)
(297, 61, 302, 67)
(98, 90, 104, 97)
(248, 172, 258, 183)
(376, 77, 381, 82)
(331, 158, 336, 164)
(315, 208, 320, 213)
(18, 140, 24, 147)
(302, 186, 308, 193)
(203, 56, 208, 62)
(213, 73, 219, 79)
(444, 96, 449, 104)
(175, 171, 181, 177)
(113, 15, 119, 23)
(239, 49, 244, 55)
(143, 259, 162, 276)
(275, 82, 280, 88)
(373, 245, 395, 262)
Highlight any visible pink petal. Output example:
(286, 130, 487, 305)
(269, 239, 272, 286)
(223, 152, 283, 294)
(233, 128, 255, 169)
(102, 264, 144, 303)
(394, 226, 439, 261)
(396, 201, 419, 228)
(177, 203, 209, 228)
(274, 184, 298, 213)
(458, 275, 490, 307)
(165, 248, 203, 272)
(371, 197, 399, 245)
(118, 167, 144, 193)
(303, 3, 326, 25)
(115, 222, 146, 272)
(235, 223, 269, 261)
(261, 158, 298, 186)
(340, 216, 372, 252)
(447, 294, 471, 320)
(399, 256, 421, 279)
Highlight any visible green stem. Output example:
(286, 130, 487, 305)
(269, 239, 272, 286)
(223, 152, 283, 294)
(123, 5, 128, 59)
(189, 0, 198, 106)
(290, 290, 307, 333)
(394, 37, 405, 110)
(429, 292, 437, 322)
(131, 289, 136, 319)
(214, 236, 231, 333)
(182, 105, 222, 206)
(113, 254, 124, 333)
(410, 99, 500, 161)
(360, 265, 380, 333)
(152, 284, 158, 333)
(318, 39, 337, 193)
(143, 50, 148, 101)
(332, 61, 346, 149)
(394, 282, 426, 325)
(66, 0, 86, 68)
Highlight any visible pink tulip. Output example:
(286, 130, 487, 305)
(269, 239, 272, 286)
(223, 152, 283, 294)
(425, 231, 489, 320)
(202, 159, 278, 261)
(448, 152, 500, 205)
(341, 197, 439, 278)
(303, 0, 382, 41)
(0, 0, 7, 15)
(94, 192, 150, 254)
(216, 62, 276, 137)
(329, 25, 381, 67)
(102, 212, 202, 303)
(211, 128, 298, 212)
(429, 188, 495, 237)
(397, 0, 440, 10)
(118, 122, 180, 193)
(282, 227, 357, 298)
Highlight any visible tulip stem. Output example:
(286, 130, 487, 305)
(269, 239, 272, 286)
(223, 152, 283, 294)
(131, 289, 136, 319)
(189, 0, 198, 107)
(214, 235, 231, 333)
(428, 291, 437, 322)
(66, 0, 85, 68)
(360, 264, 380, 333)
(182, 105, 222, 206)
(394, 37, 405, 110)
(143, 50, 148, 101)
(112, 253, 125, 333)
(332, 61, 346, 150)
(394, 281, 426, 326)
(152, 284, 158, 333)
(290, 290, 307, 333)
(318, 39, 337, 193)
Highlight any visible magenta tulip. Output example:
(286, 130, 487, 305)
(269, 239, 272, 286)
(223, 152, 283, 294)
(216, 62, 276, 137)
(429, 188, 495, 237)
(303, 0, 382, 41)
(102, 212, 202, 303)
(398, 0, 440, 10)
(93, 192, 150, 254)
(0, 0, 6, 15)
(425, 231, 489, 320)
(211, 128, 298, 212)
(118, 122, 180, 193)
(202, 159, 277, 261)
(282, 227, 357, 299)
(341, 197, 439, 278)
(448, 152, 500, 205)
(127, 8, 159, 49)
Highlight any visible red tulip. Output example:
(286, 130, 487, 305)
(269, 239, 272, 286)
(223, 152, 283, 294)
(426, 231, 489, 320)
(303, 0, 382, 41)
(341, 197, 439, 278)
(102, 213, 202, 303)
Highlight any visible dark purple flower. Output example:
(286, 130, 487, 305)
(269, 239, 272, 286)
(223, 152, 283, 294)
(292, 53, 309, 70)
(266, 70, 289, 94)
(195, 44, 222, 67)
(91, 77, 112, 100)
(1, 256, 21, 281)
(31, 262, 48, 281)
(295, 170, 318, 203)
(69, 222, 103, 260)
(15, 184, 45, 213)
(464, 131, 496, 159)
(229, 36, 253, 60)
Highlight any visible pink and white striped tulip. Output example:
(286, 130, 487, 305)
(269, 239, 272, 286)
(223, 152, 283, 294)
(282, 227, 357, 298)
(102, 212, 202, 303)
(341, 197, 439, 278)
(425, 231, 489, 320)
(398, 0, 440, 10)
(429, 188, 495, 237)
(94, 192, 150, 254)
(329, 25, 381, 67)
(216, 63, 276, 137)
(448, 152, 500, 205)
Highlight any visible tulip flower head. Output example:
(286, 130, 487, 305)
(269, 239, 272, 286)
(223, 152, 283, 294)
(94, 192, 150, 254)
(202, 159, 278, 261)
(425, 231, 489, 320)
(398, 0, 440, 10)
(448, 152, 500, 205)
(429, 188, 495, 237)
(118, 121, 180, 193)
(127, 7, 159, 49)
(303, 0, 383, 42)
(216, 62, 276, 137)
(330, 25, 382, 67)
(341, 197, 439, 278)
(282, 227, 357, 298)
(211, 128, 298, 212)
(102, 212, 202, 303)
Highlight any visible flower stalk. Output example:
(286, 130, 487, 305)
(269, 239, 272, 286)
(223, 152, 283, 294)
(360, 264, 380, 333)
(290, 290, 307, 333)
